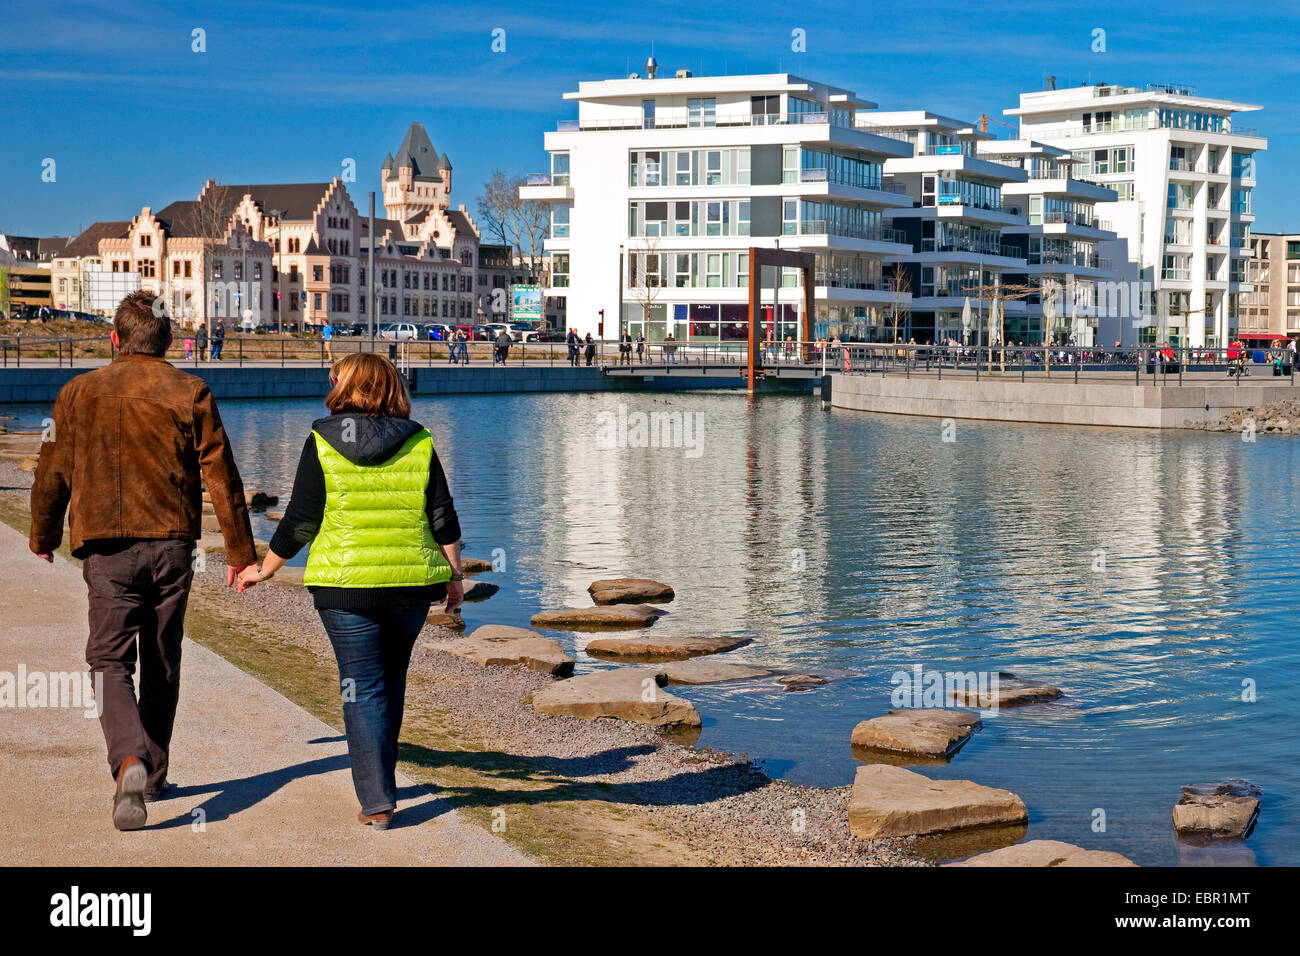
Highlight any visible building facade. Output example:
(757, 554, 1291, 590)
(1242, 233, 1300, 342)
(520, 70, 919, 342)
(1009, 82, 1267, 348)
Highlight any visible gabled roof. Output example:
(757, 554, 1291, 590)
(61, 221, 130, 257)
(446, 209, 478, 240)
(216, 183, 335, 221)
(390, 122, 446, 182)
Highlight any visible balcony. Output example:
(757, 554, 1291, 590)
(556, 110, 857, 133)
(1162, 267, 1192, 281)
(922, 241, 1023, 260)
(1030, 251, 1111, 271)
(798, 168, 908, 194)
(799, 220, 909, 244)
(1043, 210, 1100, 229)
(1169, 157, 1195, 172)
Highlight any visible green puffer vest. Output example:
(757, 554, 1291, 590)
(303, 428, 451, 588)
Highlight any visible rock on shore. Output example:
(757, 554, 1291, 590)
(531, 667, 700, 727)
(463, 581, 499, 602)
(851, 710, 981, 758)
(531, 605, 666, 630)
(435, 625, 574, 677)
(587, 578, 675, 605)
(948, 840, 1137, 867)
(1189, 398, 1300, 434)
(1173, 779, 1261, 839)
(847, 765, 1028, 839)
(426, 610, 466, 630)
(585, 634, 749, 661)
(462, 557, 495, 575)
(949, 672, 1061, 708)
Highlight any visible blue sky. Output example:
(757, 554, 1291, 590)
(4, 0, 1299, 237)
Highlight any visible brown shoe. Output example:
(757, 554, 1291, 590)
(112, 757, 148, 831)
(357, 810, 393, 830)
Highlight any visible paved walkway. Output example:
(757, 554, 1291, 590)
(0, 523, 532, 866)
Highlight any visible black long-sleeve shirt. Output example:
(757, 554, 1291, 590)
(270, 431, 462, 609)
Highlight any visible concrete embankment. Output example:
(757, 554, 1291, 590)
(0, 364, 764, 404)
(828, 371, 1300, 429)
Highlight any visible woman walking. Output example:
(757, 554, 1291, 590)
(238, 353, 464, 828)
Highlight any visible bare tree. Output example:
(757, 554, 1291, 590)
(626, 238, 663, 336)
(515, 198, 550, 282)
(888, 252, 911, 345)
(475, 170, 516, 248)
(191, 180, 236, 328)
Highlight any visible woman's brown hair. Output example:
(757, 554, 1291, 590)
(325, 353, 411, 418)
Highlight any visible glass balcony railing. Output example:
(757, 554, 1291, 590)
(799, 220, 908, 244)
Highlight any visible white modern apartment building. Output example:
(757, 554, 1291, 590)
(1008, 82, 1267, 347)
(865, 111, 1030, 345)
(978, 140, 1120, 346)
(520, 68, 916, 342)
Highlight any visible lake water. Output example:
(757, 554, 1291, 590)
(11, 389, 1298, 864)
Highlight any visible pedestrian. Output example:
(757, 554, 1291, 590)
(494, 329, 512, 365)
(456, 328, 469, 365)
(211, 319, 225, 361)
(619, 328, 632, 366)
(664, 332, 678, 365)
(566, 328, 579, 367)
(636, 331, 645, 364)
(322, 321, 334, 360)
(584, 332, 596, 367)
(183, 336, 194, 361)
(194, 322, 208, 361)
(28, 290, 257, 830)
(238, 353, 464, 829)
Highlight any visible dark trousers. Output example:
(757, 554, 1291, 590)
(318, 605, 429, 814)
(83, 539, 195, 790)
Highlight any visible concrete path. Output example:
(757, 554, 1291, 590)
(0, 523, 532, 866)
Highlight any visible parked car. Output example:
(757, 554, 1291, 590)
(507, 322, 542, 342)
(471, 325, 494, 341)
(426, 323, 452, 341)
(380, 322, 420, 341)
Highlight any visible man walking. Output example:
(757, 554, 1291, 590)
(494, 328, 512, 365)
(29, 291, 257, 831)
(194, 321, 208, 362)
(210, 319, 225, 361)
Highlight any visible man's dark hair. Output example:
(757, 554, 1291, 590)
(114, 291, 171, 355)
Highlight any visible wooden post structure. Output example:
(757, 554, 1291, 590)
(747, 246, 815, 393)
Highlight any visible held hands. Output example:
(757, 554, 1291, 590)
(231, 563, 264, 593)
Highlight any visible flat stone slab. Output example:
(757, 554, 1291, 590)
(585, 634, 749, 661)
(851, 709, 981, 758)
(657, 659, 775, 684)
(848, 765, 1028, 839)
(1173, 779, 1261, 839)
(950, 672, 1061, 708)
(436, 625, 573, 677)
(463, 581, 499, 602)
(531, 667, 700, 728)
(531, 604, 665, 630)
(426, 610, 466, 630)
(948, 840, 1137, 867)
(778, 674, 827, 690)
(462, 557, 495, 574)
(587, 577, 675, 605)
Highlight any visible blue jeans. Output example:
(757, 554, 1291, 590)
(318, 604, 429, 815)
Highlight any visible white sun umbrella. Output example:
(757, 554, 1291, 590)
(960, 296, 972, 345)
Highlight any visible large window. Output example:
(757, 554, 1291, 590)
(629, 147, 751, 188)
(551, 204, 570, 238)
(1167, 183, 1195, 210)
(687, 97, 716, 128)
(551, 253, 569, 288)
(801, 148, 882, 189)
(551, 153, 570, 186)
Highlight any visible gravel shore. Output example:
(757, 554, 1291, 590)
(0, 455, 921, 866)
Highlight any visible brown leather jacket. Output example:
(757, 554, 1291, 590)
(29, 353, 257, 566)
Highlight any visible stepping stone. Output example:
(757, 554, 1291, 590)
(245, 490, 278, 511)
(585, 634, 749, 661)
(848, 765, 1028, 839)
(462, 557, 495, 575)
(851, 709, 982, 758)
(778, 674, 827, 689)
(657, 659, 774, 684)
(947, 840, 1137, 867)
(949, 672, 1061, 708)
(532, 667, 699, 727)
(1173, 779, 1261, 839)
(435, 625, 573, 677)
(463, 581, 499, 602)
(531, 605, 665, 630)
(426, 610, 466, 630)
(587, 578, 675, 605)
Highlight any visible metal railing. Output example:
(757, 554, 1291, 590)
(831, 342, 1297, 387)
